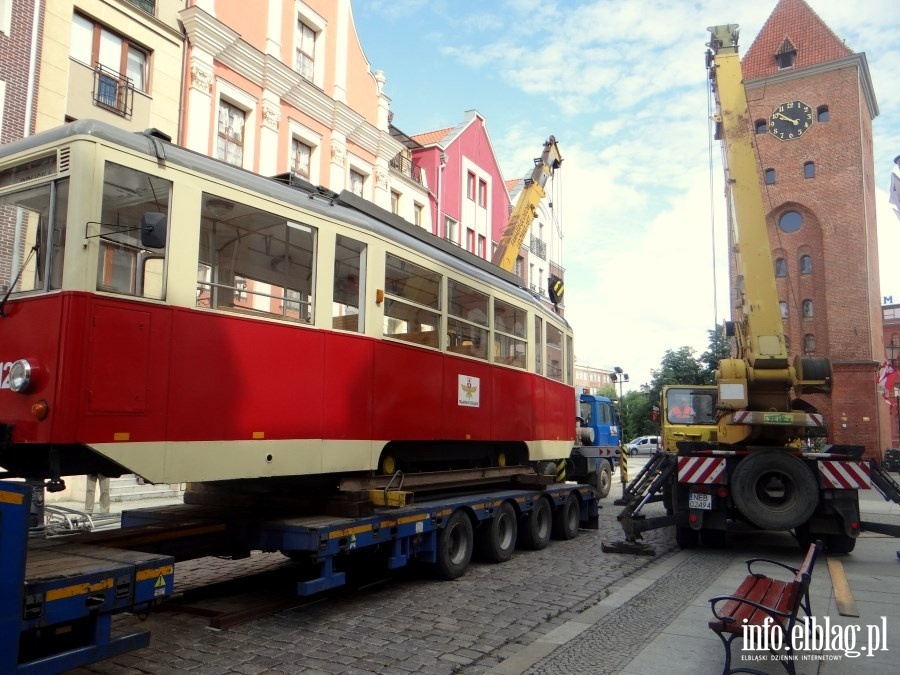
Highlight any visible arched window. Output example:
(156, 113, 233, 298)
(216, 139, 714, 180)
(804, 161, 815, 179)
(775, 258, 787, 277)
(755, 119, 768, 134)
(802, 299, 814, 317)
(765, 168, 776, 185)
(804, 334, 815, 354)
(780, 301, 788, 318)
(779, 211, 803, 233)
(800, 255, 812, 274)
(817, 105, 829, 122)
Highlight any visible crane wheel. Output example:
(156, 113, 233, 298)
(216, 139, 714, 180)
(731, 450, 818, 530)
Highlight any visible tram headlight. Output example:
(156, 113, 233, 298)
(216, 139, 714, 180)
(8, 359, 32, 393)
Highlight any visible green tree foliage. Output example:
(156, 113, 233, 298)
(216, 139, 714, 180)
(700, 323, 731, 377)
(596, 383, 617, 401)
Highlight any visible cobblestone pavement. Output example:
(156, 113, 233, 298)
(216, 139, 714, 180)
(71, 489, 681, 675)
(525, 550, 731, 675)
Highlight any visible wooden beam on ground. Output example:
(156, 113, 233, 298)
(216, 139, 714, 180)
(827, 556, 859, 617)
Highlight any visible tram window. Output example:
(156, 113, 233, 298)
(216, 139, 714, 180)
(97, 163, 170, 299)
(383, 253, 441, 348)
(566, 334, 574, 384)
(447, 280, 488, 360)
(534, 315, 543, 375)
(333, 235, 365, 332)
(197, 193, 316, 322)
(0, 179, 69, 294)
(546, 323, 564, 381)
(493, 298, 526, 368)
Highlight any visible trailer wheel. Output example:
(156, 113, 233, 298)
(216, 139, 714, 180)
(518, 497, 552, 550)
(477, 502, 518, 563)
(551, 492, 580, 540)
(731, 450, 818, 530)
(436, 510, 474, 579)
(589, 460, 612, 499)
(825, 534, 856, 554)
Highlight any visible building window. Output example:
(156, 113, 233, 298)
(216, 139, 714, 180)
(804, 161, 815, 179)
(515, 255, 524, 278)
(477, 234, 486, 258)
(1, 0, 12, 35)
(216, 100, 245, 166)
(467, 172, 476, 201)
(478, 178, 487, 208)
(124, 0, 156, 16)
(444, 216, 457, 243)
(295, 19, 316, 81)
(775, 257, 787, 277)
(800, 255, 812, 274)
(349, 169, 365, 197)
(466, 228, 475, 253)
(291, 138, 312, 178)
(71, 14, 149, 93)
(779, 210, 803, 233)
(413, 202, 423, 227)
(775, 39, 797, 70)
(764, 168, 776, 185)
(390, 190, 400, 215)
(780, 301, 788, 319)
(817, 105, 829, 122)
(804, 334, 815, 354)
(802, 299, 814, 318)
(755, 119, 768, 134)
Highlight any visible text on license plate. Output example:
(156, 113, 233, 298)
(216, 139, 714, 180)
(689, 493, 712, 510)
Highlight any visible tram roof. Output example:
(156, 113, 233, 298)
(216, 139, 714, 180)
(0, 119, 568, 326)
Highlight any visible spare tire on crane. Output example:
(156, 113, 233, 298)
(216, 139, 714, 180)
(730, 450, 818, 530)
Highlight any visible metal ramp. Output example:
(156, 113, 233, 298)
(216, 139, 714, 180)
(602, 452, 678, 555)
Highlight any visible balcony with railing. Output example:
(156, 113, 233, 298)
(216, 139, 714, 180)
(530, 235, 547, 260)
(93, 65, 135, 118)
(389, 153, 423, 185)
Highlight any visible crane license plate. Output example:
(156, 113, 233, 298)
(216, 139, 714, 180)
(689, 492, 712, 510)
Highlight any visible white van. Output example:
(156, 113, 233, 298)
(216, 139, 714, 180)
(626, 435, 661, 455)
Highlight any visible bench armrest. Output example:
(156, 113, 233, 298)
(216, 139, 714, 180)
(745, 557, 799, 578)
(709, 594, 794, 624)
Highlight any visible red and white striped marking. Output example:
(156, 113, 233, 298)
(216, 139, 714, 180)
(818, 461, 871, 489)
(678, 456, 726, 484)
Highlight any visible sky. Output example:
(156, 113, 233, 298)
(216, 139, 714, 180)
(352, 0, 900, 392)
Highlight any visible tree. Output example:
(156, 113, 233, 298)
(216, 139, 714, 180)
(700, 323, 731, 378)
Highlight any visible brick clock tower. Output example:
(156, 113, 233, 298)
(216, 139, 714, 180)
(738, 0, 888, 458)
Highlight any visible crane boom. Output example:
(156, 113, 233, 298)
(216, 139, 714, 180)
(492, 136, 562, 272)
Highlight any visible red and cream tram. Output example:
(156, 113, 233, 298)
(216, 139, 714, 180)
(0, 120, 575, 490)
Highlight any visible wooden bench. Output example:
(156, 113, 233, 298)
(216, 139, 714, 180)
(708, 540, 822, 675)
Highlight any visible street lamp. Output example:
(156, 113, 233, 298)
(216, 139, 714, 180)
(610, 366, 629, 400)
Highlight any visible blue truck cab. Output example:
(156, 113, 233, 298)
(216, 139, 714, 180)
(571, 393, 621, 498)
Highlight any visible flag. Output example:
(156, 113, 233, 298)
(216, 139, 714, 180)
(891, 160, 900, 220)
(877, 361, 898, 406)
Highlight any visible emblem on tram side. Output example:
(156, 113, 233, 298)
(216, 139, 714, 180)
(458, 375, 480, 407)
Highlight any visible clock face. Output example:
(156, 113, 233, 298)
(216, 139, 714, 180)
(769, 101, 813, 140)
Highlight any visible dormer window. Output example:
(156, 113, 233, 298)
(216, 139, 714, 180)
(775, 38, 797, 70)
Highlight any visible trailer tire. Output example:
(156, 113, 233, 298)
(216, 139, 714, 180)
(518, 497, 552, 550)
(477, 502, 518, 563)
(552, 492, 580, 540)
(825, 534, 856, 554)
(589, 461, 612, 499)
(436, 510, 474, 579)
(731, 450, 818, 530)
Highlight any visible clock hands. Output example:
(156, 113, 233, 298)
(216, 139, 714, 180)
(773, 112, 799, 125)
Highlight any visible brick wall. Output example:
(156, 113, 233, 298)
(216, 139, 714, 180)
(0, 0, 42, 144)
(738, 60, 888, 458)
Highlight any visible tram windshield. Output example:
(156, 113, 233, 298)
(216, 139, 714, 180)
(0, 179, 69, 296)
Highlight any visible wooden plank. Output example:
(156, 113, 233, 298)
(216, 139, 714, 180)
(827, 556, 859, 617)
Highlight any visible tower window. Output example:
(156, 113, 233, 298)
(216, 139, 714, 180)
(780, 301, 788, 318)
(775, 38, 797, 70)
(800, 255, 812, 274)
(755, 119, 768, 134)
(775, 258, 787, 277)
(804, 161, 815, 179)
(802, 299, 814, 318)
(765, 168, 776, 185)
(779, 211, 803, 234)
(804, 334, 815, 354)
(817, 105, 829, 122)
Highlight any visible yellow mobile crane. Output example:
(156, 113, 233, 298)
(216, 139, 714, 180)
(492, 136, 562, 273)
(605, 24, 900, 555)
